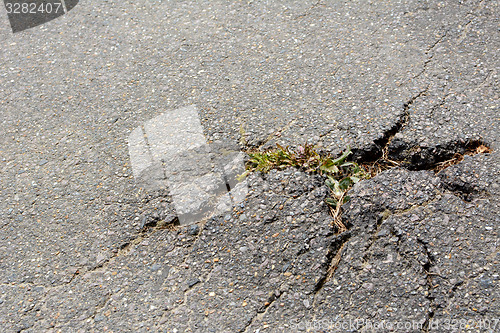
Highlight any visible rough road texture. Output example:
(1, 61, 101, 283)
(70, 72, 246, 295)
(0, 0, 498, 332)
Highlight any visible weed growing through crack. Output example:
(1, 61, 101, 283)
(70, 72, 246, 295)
(242, 141, 492, 231)
(242, 144, 369, 232)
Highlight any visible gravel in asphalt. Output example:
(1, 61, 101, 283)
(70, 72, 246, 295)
(0, 0, 498, 331)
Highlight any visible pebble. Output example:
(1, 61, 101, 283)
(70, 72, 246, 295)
(187, 278, 200, 288)
(188, 224, 200, 236)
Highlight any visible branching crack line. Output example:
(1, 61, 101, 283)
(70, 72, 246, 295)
(362, 194, 441, 266)
(293, 0, 324, 20)
(239, 232, 349, 332)
(160, 277, 197, 328)
(472, 68, 495, 93)
(389, 195, 443, 219)
(426, 30, 449, 54)
(362, 211, 391, 261)
(89, 229, 160, 272)
(355, 87, 428, 163)
(85, 291, 113, 324)
(417, 238, 437, 333)
(177, 222, 208, 274)
(311, 232, 351, 306)
(456, 19, 473, 45)
(170, 254, 218, 316)
(78, 215, 179, 280)
(399, 88, 427, 130)
(388, 229, 437, 333)
(254, 119, 298, 150)
(240, 228, 337, 332)
(428, 92, 452, 118)
(402, 29, 449, 86)
(65, 269, 80, 285)
(412, 54, 434, 81)
(241, 287, 283, 333)
(152, 223, 209, 321)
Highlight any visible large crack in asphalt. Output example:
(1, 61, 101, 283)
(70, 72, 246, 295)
(301, 91, 493, 310)
(309, 93, 431, 300)
(230, 93, 494, 330)
(352, 88, 428, 163)
(33, 86, 491, 330)
(33, 89, 491, 330)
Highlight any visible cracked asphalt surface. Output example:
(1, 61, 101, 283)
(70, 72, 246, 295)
(0, 0, 498, 332)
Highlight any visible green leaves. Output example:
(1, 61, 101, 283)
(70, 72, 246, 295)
(324, 197, 338, 207)
(243, 144, 369, 217)
(331, 149, 351, 165)
(319, 159, 340, 174)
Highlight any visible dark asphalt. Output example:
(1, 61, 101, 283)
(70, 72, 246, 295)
(0, 0, 498, 332)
